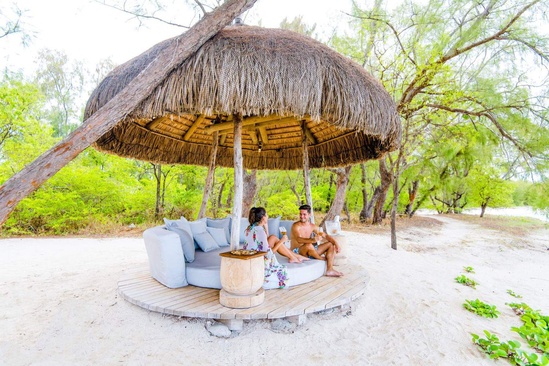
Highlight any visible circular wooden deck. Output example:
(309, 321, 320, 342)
(118, 265, 369, 328)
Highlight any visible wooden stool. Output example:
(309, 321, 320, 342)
(219, 251, 266, 309)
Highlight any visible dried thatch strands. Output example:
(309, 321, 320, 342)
(84, 25, 401, 170)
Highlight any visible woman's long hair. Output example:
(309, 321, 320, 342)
(248, 207, 266, 225)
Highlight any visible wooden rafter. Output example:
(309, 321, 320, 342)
(145, 116, 168, 130)
(205, 115, 296, 133)
(248, 129, 259, 145)
(302, 121, 317, 144)
(258, 127, 268, 144)
(183, 114, 206, 141)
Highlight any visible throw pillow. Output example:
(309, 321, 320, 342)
(267, 215, 281, 238)
(165, 222, 196, 263)
(177, 216, 192, 236)
(206, 217, 231, 244)
(189, 219, 208, 236)
(207, 227, 229, 247)
(193, 231, 219, 252)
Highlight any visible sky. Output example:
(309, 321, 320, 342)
(0, 0, 353, 75)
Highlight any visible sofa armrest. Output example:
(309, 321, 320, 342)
(143, 226, 188, 288)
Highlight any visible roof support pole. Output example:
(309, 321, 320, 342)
(197, 131, 218, 219)
(302, 121, 314, 224)
(230, 113, 243, 251)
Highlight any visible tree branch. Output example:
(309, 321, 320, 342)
(94, 0, 190, 29)
(425, 103, 532, 157)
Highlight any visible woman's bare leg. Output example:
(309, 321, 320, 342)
(268, 235, 302, 263)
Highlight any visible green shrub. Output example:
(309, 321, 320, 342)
(456, 274, 478, 289)
(464, 299, 500, 318)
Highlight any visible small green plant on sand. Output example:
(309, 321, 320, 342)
(463, 266, 475, 273)
(507, 289, 523, 298)
(507, 303, 549, 355)
(464, 299, 500, 318)
(472, 330, 549, 366)
(456, 274, 478, 288)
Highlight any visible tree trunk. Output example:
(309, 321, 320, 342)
(153, 164, 162, 220)
(390, 152, 404, 250)
(359, 163, 369, 223)
(198, 131, 218, 219)
(326, 174, 334, 211)
(320, 166, 352, 228)
(372, 158, 393, 225)
(343, 201, 350, 222)
(404, 180, 419, 216)
(0, 0, 258, 227)
(480, 199, 489, 217)
(410, 186, 436, 218)
(242, 169, 257, 217)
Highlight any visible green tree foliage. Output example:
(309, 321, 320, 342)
(1, 1, 548, 235)
(34, 49, 87, 137)
(333, 0, 549, 219)
(0, 75, 55, 175)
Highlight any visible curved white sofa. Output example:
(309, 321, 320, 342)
(143, 221, 326, 290)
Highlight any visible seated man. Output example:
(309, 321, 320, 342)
(290, 204, 343, 277)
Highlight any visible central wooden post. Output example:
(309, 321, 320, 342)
(302, 121, 314, 223)
(230, 113, 243, 251)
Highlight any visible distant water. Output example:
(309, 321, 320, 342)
(417, 206, 548, 222)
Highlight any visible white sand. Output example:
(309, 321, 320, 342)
(1, 215, 547, 365)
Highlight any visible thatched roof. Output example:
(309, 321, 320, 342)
(84, 25, 401, 170)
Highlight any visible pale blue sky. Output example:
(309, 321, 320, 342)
(0, 0, 352, 75)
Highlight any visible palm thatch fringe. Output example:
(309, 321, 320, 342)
(94, 120, 392, 170)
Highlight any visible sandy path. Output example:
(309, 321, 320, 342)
(0, 216, 547, 365)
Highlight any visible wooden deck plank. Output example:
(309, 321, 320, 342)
(301, 273, 367, 314)
(118, 265, 369, 323)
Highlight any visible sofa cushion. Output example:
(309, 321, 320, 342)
(186, 248, 326, 289)
(165, 222, 196, 263)
(143, 226, 188, 288)
(207, 226, 229, 247)
(194, 231, 220, 252)
(267, 215, 281, 238)
(239, 217, 250, 244)
(206, 217, 231, 243)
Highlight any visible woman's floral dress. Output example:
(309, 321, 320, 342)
(244, 224, 289, 289)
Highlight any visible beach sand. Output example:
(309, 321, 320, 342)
(1, 215, 547, 365)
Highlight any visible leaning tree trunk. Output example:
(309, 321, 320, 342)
(0, 0, 258, 228)
(320, 166, 352, 228)
(372, 158, 393, 225)
(242, 169, 257, 217)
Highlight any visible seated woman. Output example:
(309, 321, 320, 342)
(244, 207, 307, 289)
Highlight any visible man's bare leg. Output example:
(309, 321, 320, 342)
(298, 243, 324, 260)
(317, 243, 343, 277)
